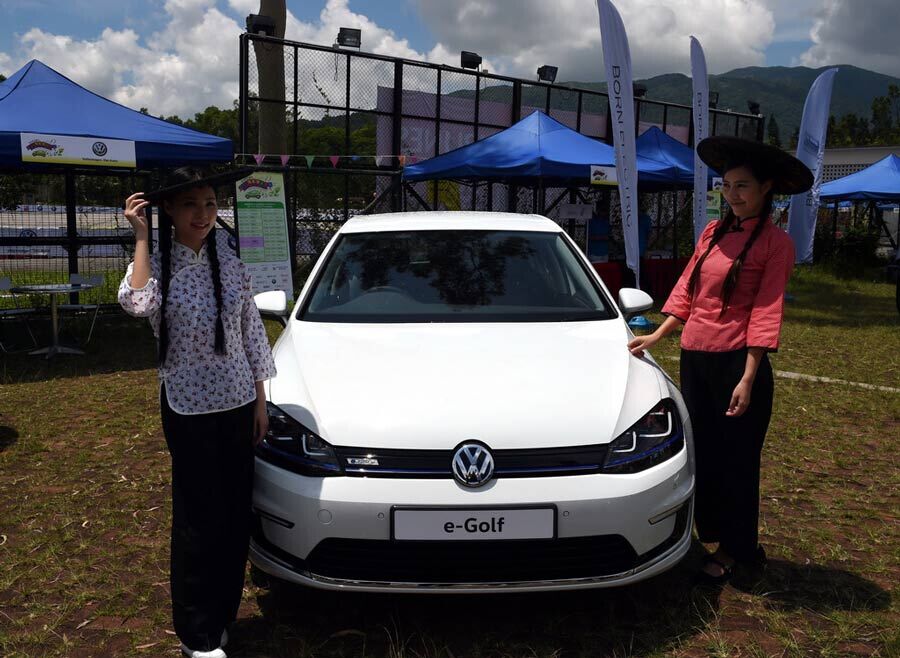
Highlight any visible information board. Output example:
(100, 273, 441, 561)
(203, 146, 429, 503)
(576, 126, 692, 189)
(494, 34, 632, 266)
(235, 172, 293, 299)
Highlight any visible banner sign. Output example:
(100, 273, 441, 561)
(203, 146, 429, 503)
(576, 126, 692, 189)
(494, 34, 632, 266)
(707, 176, 723, 224)
(787, 68, 838, 264)
(20, 133, 136, 168)
(690, 36, 710, 244)
(235, 172, 293, 299)
(596, 0, 640, 287)
(590, 165, 618, 186)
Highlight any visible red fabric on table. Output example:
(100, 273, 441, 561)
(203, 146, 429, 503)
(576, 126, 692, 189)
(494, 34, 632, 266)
(592, 261, 624, 298)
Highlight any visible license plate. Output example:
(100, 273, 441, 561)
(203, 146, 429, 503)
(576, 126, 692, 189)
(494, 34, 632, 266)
(392, 507, 556, 541)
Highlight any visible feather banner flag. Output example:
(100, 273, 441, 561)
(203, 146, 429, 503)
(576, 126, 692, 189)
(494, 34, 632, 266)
(787, 68, 838, 264)
(596, 0, 640, 287)
(690, 36, 710, 245)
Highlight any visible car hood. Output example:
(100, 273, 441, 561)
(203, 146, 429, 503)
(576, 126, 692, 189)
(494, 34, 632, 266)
(268, 320, 667, 450)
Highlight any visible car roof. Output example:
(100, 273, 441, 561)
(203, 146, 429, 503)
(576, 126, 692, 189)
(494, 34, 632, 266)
(340, 211, 563, 234)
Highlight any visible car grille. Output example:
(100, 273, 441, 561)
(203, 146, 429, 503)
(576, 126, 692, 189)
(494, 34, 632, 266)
(306, 535, 637, 582)
(333, 444, 609, 478)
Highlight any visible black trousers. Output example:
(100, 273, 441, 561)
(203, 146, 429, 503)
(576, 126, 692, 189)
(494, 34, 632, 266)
(161, 385, 255, 651)
(680, 348, 774, 562)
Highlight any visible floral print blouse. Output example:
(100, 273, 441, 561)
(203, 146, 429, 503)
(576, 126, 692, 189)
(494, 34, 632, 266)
(118, 231, 276, 415)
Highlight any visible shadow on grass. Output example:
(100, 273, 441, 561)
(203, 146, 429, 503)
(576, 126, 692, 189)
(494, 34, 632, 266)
(734, 559, 892, 613)
(0, 425, 18, 452)
(787, 273, 899, 328)
(232, 545, 725, 658)
(0, 312, 157, 384)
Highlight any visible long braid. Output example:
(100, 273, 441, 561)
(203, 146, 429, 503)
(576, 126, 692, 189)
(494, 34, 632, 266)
(205, 226, 226, 355)
(687, 210, 736, 298)
(158, 210, 173, 367)
(719, 193, 774, 317)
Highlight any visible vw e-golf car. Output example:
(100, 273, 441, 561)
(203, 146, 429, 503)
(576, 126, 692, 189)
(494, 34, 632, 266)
(251, 212, 694, 593)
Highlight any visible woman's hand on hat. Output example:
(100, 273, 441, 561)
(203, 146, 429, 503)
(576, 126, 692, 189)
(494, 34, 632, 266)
(124, 192, 150, 238)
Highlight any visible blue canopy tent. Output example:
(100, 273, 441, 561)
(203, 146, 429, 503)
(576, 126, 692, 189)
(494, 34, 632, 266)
(403, 111, 618, 185)
(0, 60, 232, 169)
(820, 154, 900, 202)
(636, 125, 716, 190)
(818, 153, 900, 261)
(0, 60, 234, 303)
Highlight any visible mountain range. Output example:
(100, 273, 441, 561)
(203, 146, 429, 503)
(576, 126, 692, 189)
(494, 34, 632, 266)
(479, 65, 900, 144)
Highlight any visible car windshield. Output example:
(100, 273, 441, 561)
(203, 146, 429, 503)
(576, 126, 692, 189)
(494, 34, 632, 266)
(300, 229, 616, 323)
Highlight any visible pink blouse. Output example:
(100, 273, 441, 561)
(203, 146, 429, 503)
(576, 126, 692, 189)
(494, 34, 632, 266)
(662, 218, 794, 352)
(118, 231, 276, 415)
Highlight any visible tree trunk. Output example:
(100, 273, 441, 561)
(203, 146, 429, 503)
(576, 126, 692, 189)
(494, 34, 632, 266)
(253, 0, 286, 156)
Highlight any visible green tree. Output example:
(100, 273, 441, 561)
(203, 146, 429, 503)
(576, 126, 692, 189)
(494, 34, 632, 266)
(766, 114, 782, 148)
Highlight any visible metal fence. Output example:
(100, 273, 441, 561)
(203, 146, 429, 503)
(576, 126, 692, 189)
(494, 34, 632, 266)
(238, 33, 764, 262)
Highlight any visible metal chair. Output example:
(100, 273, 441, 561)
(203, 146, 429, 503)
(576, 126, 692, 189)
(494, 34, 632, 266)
(0, 276, 38, 353)
(59, 273, 104, 345)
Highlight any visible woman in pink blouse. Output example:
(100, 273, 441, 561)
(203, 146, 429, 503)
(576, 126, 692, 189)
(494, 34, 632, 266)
(119, 168, 276, 658)
(628, 137, 812, 585)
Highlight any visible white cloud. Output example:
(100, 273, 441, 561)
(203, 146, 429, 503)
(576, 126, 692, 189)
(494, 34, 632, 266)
(799, 0, 900, 76)
(413, 0, 775, 81)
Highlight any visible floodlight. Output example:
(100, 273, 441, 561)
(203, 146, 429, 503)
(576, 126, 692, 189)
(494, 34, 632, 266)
(460, 51, 482, 70)
(246, 14, 276, 36)
(537, 65, 558, 83)
(337, 27, 362, 49)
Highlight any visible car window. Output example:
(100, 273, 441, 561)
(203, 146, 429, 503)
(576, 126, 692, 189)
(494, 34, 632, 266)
(300, 230, 615, 323)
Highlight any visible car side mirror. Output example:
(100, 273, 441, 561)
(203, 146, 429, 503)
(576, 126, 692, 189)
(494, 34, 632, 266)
(618, 288, 653, 319)
(254, 290, 289, 327)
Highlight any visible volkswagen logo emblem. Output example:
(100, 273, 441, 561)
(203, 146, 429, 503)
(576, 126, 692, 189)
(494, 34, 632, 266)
(452, 443, 494, 487)
(92, 141, 108, 156)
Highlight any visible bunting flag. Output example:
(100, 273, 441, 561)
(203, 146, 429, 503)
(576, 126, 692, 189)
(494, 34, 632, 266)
(398, 155, 407, 167)
(280, 154, 290, 167)
(253, 153, 265, 166)
(304, 155, 315, 168)
(690, 36, 710, 245)
(375, 156, 387, 167)
(787, 68, 839, 264)
(596, 0, 640, 287)
(329, 155, 340, 168)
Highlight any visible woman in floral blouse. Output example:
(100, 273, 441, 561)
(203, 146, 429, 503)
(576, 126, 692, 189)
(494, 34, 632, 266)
(628, 137, 812, 586)
(119, 167, 276, 658)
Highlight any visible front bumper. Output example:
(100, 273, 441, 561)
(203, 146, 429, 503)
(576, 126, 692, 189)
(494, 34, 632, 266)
(249, 447, 693, 593)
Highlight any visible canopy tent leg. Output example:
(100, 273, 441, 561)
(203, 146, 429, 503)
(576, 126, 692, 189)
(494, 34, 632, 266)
(831, 200, 839, 257)
(403, 182, 433, 211)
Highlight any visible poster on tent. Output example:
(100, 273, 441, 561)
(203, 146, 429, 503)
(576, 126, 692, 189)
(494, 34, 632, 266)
(590, 165, 618, 186)
(20, 133, 136, 167)
(234, 172, 293, 299)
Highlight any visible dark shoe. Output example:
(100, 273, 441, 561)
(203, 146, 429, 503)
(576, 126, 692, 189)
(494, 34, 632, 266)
(696, 555, 735, 586)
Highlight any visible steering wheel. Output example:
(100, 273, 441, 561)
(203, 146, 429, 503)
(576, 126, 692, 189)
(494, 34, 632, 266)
(365, 285, 409, 295)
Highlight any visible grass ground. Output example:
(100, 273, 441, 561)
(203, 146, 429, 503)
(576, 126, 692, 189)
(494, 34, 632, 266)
(0, 265, 897, 657)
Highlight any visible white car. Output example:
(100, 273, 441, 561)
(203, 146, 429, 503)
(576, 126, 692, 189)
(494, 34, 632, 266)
(251, 212, 694, 593)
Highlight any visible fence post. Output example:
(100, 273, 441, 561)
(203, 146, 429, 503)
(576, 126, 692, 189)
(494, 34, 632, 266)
(65, 172, 79, 304)
(392, 60, 403, 212)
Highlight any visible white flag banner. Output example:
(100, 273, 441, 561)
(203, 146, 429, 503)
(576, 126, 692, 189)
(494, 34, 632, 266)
(690, 36, 710, 245)
(787, 68, 838, 264)
(596, 0, 640, 287)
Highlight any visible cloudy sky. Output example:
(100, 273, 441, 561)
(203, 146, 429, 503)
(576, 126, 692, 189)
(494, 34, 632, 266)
(1, 0, 898, 118)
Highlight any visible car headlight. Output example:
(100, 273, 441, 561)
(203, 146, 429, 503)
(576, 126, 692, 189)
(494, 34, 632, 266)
(603, 399, 684, 473)
(255, 402, 343, 476)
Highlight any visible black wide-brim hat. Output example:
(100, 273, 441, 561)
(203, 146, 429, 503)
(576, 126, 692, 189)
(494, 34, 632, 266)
(696, 136, 813, 195)
(143, 167, 257, 203)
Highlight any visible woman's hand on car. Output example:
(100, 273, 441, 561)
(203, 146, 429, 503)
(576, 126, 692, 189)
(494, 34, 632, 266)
(627, 332, 660, 358)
